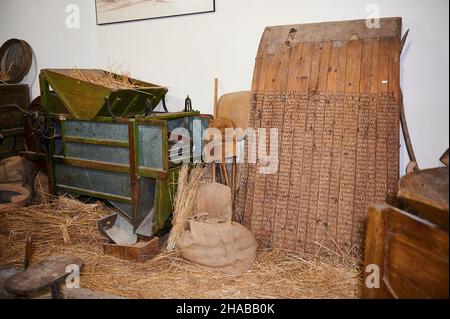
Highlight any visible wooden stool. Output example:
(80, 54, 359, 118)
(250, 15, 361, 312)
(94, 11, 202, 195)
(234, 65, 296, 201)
(5, 255, 83, 299)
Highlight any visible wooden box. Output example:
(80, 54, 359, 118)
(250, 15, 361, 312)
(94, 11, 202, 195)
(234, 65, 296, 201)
(0, 84, 29, 160)
(364, 203, 449, 298)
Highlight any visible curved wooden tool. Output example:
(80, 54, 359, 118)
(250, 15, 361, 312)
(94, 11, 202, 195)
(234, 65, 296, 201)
(399, 29, 419, 172)
(400, 85, 419, 174)
(400, 29, 410, 53)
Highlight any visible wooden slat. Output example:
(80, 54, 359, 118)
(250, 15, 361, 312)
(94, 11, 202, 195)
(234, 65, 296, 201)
(305, 43, 328, 252)
(295, 43, 315, 251)
(352, 39, 374, 249)
(318, 42, 333, 92)
(260, 45, 292, 247)
(327, 42, 348, 249)
(375, 38, 391, 202)
(297, 43, 314, 92)
(64, 136, 129, 148)
(359, 39, 374, 94)
(286, 44, 305, 90)
(271, 44, 296, 248)
(251, 28, 271, 92)
(57, 185, 132, 203)
(365, 39, 380, 208)
(53, 156, 130, 174)
(283, 44, 306, 249)
(337, 39, 363, 252)
(326, 43, 340, 92)
(270, 18, 402, 44)
(248, 29, 280, 240)
(314, 41, 333, 249)
(241, 28, 278, 228)
(387, 39, 401, 204)
(363, 203, 390, 298)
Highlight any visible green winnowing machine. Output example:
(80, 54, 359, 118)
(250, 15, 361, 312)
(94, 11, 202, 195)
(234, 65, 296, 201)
(25, 69, 210, 238)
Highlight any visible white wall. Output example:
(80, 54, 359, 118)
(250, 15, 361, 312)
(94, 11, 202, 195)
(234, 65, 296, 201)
(0, 0, 96, 97)
(1, 0, 448, 170)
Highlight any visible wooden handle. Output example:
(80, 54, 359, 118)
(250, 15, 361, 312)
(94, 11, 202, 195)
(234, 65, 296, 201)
(23, 235, 33, 270)
(220, 162, 230, 187)
(214, 78, 219, 118)
(399, 90, 419, 169)
(232, 156, 237, 213)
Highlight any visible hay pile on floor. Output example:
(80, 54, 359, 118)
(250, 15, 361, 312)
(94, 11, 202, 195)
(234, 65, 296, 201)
(0, 197, 363, 299)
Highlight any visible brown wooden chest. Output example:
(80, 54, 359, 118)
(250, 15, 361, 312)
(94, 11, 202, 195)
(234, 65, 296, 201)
(0, 84, 30, 160)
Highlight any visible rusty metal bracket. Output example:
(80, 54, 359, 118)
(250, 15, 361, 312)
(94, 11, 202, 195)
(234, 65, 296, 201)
(162, 96, 168, 113)
(5, 102, 59, 142)
(145, 98, 153, 116)
(105, 97, 116, 122)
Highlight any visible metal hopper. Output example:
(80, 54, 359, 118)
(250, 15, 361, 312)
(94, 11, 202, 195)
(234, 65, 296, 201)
(40, 69, 168, 120)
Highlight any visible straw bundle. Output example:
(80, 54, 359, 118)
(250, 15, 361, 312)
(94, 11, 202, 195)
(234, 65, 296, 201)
(166, 164, 208, 251)
(69, 68, 139, 89)
(0, 197, 363, 299)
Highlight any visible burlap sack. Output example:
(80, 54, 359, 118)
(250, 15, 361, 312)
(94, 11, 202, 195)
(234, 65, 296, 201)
(196, 183, 233, 222)
(178, 217, 258, 274)
(0, 156, 27, 184)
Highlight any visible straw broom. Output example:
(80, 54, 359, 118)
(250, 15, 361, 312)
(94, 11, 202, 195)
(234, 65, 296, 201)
(166, 164, 207, 251)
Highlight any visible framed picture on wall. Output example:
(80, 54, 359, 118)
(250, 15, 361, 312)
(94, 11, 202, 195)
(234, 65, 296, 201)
(95, 0, 216, 25)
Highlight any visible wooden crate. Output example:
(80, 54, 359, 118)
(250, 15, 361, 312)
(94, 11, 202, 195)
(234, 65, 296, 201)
(0, 84, 29, 160)
(364, 203, 449, 299)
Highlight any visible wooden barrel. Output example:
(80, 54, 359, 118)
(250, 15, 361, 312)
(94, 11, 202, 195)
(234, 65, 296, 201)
(0, 39, 33, 84)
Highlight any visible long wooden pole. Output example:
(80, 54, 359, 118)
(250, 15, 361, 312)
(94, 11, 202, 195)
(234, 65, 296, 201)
(213, 78, 219, 182)
(214, 78, 219, 118)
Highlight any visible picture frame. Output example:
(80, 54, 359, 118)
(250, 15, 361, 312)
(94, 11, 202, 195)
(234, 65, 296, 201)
(95, 0, 216, 25)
